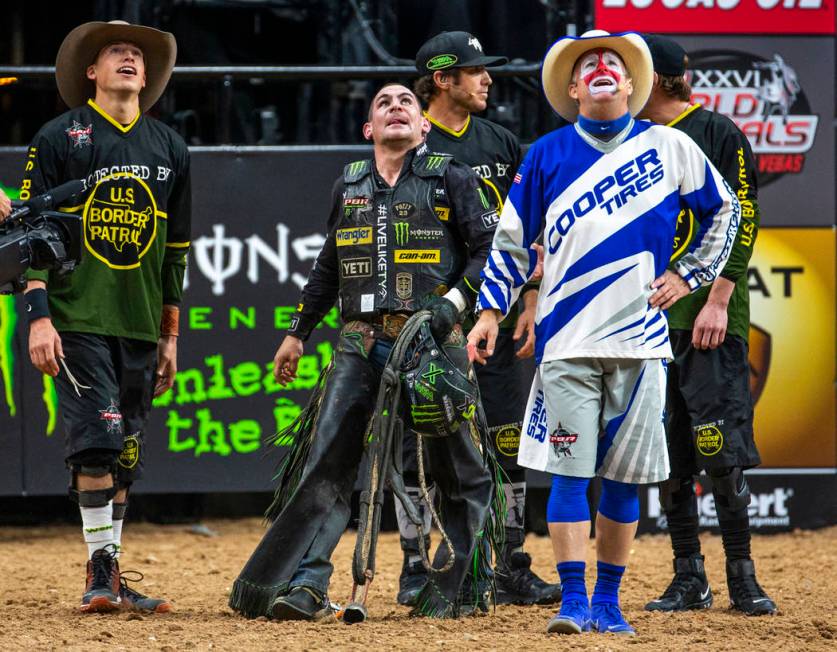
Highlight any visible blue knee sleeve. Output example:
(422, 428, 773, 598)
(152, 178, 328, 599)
(547, 475, 590, 522)
(598, 478, 639, 523)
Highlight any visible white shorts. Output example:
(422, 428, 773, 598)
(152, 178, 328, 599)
(517, 358, 670, 484)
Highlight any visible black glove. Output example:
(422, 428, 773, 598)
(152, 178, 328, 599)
(427, 296, 460, 342)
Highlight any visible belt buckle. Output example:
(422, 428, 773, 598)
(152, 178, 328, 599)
(382, 314, 404, 339)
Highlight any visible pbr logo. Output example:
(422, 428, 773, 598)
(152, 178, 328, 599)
(550, 423, 578, 458)
(689, 50, 819, 185)
(98, 399, 122, 433)
(66, 121, 93, 148)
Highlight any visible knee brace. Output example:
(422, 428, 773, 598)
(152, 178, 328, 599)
(659, 476, 697, 515)
(598, 478, 639, 524)
(547, 475, 590, 523)
(68, 453, 117, 506)
(710, 467, 751, 513)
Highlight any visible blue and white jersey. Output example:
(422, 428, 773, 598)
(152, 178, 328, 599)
(477, 119, 739, 363)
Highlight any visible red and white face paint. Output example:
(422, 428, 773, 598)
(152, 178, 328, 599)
(577, 49, 627, 97)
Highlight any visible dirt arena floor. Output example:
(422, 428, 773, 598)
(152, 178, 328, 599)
(0, 520, 834, 651)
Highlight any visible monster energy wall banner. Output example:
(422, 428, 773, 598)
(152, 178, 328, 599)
(0, 147, 834, 531)
(0, 147, 365, 495)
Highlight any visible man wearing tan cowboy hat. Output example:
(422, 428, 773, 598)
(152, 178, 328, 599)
(468, 30, 740, 636)
(21, 20, 190, 614)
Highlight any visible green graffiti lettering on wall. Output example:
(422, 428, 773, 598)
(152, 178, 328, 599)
(0, 296, 17, 416)
(42, 375, 57, 436)
(0, 296, 58, 433)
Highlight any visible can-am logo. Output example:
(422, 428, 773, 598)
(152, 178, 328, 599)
(648, 485, 793, 529)
(689, 50, 818, 186)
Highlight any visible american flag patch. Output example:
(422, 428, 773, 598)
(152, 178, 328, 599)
(513, 173, 522, 184)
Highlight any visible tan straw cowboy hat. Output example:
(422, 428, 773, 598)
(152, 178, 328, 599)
(55, 20, 176, 112)
(541, 29, 652, 122)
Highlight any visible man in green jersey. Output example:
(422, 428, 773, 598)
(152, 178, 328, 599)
(639, 35, 776, 617)
(19, 21, 190, 614)
(392, 31, 558, 609)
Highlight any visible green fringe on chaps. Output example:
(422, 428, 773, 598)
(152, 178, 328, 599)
(263, 361, 333, 522)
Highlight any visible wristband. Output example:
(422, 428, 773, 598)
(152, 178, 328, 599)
(161, 305, 180, 337)
(25, 288, 50, 324)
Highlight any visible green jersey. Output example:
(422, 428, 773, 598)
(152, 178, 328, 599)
(24, 99, 191, 343)
(666, 105, 760, 340)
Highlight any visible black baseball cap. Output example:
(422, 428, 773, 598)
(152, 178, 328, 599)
(415, 31, 508, 75)
(644, 34, 687, 76)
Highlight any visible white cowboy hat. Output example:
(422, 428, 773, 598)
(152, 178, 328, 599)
(55, 20, 176, 112)
(541, 29, 652, 122)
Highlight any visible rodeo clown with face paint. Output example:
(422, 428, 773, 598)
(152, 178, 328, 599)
(229, 83, 498, 622)
(20, 22, 191, 614)
(468, 31, 740, 636)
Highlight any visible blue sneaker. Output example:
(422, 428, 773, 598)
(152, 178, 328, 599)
(591, 603, 636, 636)
(546, 599, 591, 634)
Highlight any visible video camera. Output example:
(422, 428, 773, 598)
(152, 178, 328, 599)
(0, 180, 85, 294)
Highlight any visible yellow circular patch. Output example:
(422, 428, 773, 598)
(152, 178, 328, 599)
(495, 425, 521, 457)
(118, 434, 140, 469)
(695, 425, 724, 457)
(83, 172, 159, 270)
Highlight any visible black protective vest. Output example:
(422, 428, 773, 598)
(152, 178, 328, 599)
(336, 154, 464, 319)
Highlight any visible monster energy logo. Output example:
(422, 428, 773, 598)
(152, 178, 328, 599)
(477, 186, 490, 210)
(425, 156, 445, 171)
(394, 221, 410, 245)
(411, 404, 444, 424)
(422, 362, 445, 386)
(0, 296, 17, 417)
(0, 296, 57, 434)
(348, 161, 367, 176)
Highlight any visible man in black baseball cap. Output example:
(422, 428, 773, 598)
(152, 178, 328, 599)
(643, 34, 687, 77)
(395, 29, 560, 614)
(415, 31, 507, 75)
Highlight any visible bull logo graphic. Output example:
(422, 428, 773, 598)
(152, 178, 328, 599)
(550, 423, 578, 458)
(754, 55, 800, 124)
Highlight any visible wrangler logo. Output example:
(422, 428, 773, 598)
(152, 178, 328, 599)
(394, 250, 441, 263)
(341, 257, 371, 278)
(336, 226, 372, 246)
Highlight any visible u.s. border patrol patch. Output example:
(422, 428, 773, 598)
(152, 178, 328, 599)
(84, 172, 159, 270)
(493, 423, 521, 457)
(118, 433, 141, 469)
(695, 423, 724, 456)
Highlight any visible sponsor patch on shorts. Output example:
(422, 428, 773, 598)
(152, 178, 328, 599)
(492, 423, 521, 457)
(695, 422, 724, 456)
(118, 433, 140, 469)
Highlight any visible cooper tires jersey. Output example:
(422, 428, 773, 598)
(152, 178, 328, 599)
(666, 105, 760, 340)
(23, 99, 191, 343)
(477, 119, 740, 364)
